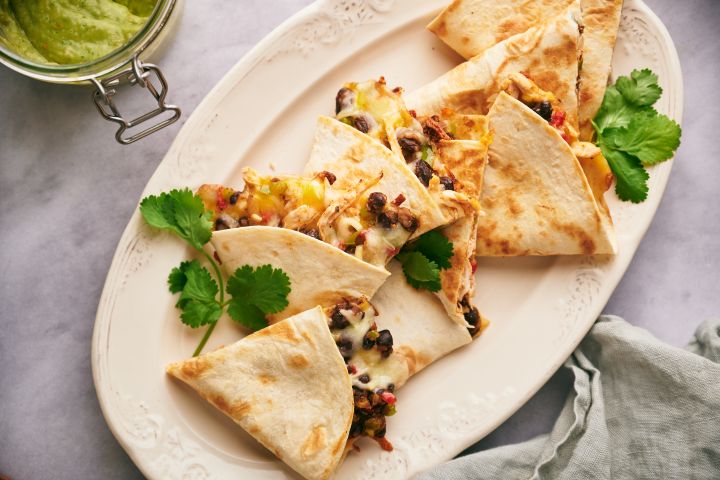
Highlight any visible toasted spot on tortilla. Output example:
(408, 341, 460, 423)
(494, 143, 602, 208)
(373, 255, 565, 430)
(497, 18, 527, 42)
(231, 401, 252, 417)
(530, 70, 563, 100)
(289, 354, 310, 369)
(255, 321, 300, 344)
(433, 20, 447, 36)
(461, 35, 470, 45)
(258, 374, 275, 385)
(221, 243, 230, 252)
(506, 196, 523, 216)
(301, 425, 327, 459)
(550, 220, 597, 254)
(331, 433, 347, 456)
(179, 358, 210, 379)
(301, 330, 316, 348)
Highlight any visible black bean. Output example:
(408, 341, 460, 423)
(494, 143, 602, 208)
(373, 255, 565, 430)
(359, 374, 370, 384)
(398, 136, 422, 161)
(336, 337, 353, 360)
(387, 383, 395, 393)
(414, 160, 434, 187)
(214, 217, 230, 231)
(532, 101, 553, 121)
(362, 333, 376, 350)
(345, 244, 356, 254)
(229, 192, 240, 205)
(378, 210, 398, 229)
(464, 307, 480, 328)
(366, 192, 387, 214)
(353, 115, 370, 134)
(439, 176, 455, 191)
(330, 307, 350, 329)
(335, 87, 355, 114)
(238, 216, 249, 227)
(375, 330, 393, 357)
(397, 208, 419, 233)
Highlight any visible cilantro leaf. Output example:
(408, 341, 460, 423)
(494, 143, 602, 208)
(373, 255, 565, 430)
(396, 251, 442, 292)
(615, 69, 663, 107)
(227, 302, 268, 331)
(592, 68, 680, 204)
(593, 87, 653, 133)
(410, 230, 454, 270)
(598, 143, 649, 203)
(167, 260, 222, 328)
(602, 113, 681, 165)
(140, 189, 213, 251)
(226, 265, 291, 330)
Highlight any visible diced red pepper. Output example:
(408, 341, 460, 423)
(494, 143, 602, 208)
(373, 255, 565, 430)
(380, 391, 396, 405)
(386, 247, 400, 257)
(549, 110, 566, 128)
(216, 186, 227, 211)
(470, 258, 478, 274)
(392, 194, 406, 206)
(261, 211, 274, 225)
(561, 133, 570, 143)
(347, 364, 357, 374)
(377, 437, 394, 452)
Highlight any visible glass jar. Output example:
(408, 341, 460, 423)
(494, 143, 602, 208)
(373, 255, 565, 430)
(0, 0, 183, 144)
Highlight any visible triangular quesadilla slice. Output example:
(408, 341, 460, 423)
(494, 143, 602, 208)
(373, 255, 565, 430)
(211, 226, 390, 323)
(577, 0, 623, 140)
(167, 307, 353, 480)
(427, 0, 575, 60)
(332, 78, 476, 225)
(426, 0, 623, 141)
(478, 91, 616, 255)
(168, 301, 413, 479)
(304, 115, 449, 265)
(407, 2, 582, 135)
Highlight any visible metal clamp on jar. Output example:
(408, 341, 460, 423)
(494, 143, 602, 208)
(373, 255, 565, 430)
(0, 0, 182, 144)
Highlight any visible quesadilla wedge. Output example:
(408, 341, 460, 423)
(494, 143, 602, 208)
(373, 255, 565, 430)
(427, 0, 574, 60)
(167, 307, 353, 480)
(407, 2, 582, 135)
(332, 78, 477, 225)
(498, 73, 616, 238)
(211, 226, 390, 322)
(478, 91, 616, 255)
(304, 115, 449, 265)
(426, 0, 623, 141)
(168, 301, 412, 479)
(198, 163, 428, 268)
(577, 0, 623, 140)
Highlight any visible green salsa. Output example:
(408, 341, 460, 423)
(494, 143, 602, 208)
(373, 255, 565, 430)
(0, 0, 157, 65)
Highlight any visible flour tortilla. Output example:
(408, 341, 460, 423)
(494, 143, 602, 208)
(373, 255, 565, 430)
(478, 92, 616, 255)
(408, 2, 582, 133)
(433, 136, 489, 327)
(427, 0, 574, 60)
(426, 0, 623, 141)
(304, 116, 448, 238)
(372, 260, 473, 376)
(211, 226, 390, 323)
(577, 0, 623, 140)
(166, 307, 353, 480)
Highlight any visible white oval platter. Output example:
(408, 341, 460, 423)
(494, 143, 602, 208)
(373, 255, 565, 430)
(92, 0, 683, 478)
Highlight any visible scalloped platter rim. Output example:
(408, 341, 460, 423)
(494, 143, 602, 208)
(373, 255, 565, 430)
(92, 1, 683, 479)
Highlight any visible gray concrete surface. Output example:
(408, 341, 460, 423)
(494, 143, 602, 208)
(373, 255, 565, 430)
(1, 0, 718, 478)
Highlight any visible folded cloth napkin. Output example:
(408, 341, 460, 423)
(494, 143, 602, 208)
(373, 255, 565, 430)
(416, 315, 720, 479)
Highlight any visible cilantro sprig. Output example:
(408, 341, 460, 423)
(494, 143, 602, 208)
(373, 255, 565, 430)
(140, 189, 290, 356)
(593, 69, 681, 203)
(396, 230, 454, 292)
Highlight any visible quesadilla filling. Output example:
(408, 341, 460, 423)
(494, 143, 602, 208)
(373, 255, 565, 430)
(334, 78, 461, 193)
(327, 298, 405, 451)
(500, 73, 577, 143)
(321, 189, 420, 266)
(198, 168, 341, 235)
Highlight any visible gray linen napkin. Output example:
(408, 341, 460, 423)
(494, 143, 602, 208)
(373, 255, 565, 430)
(415, 315, 720, 479)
